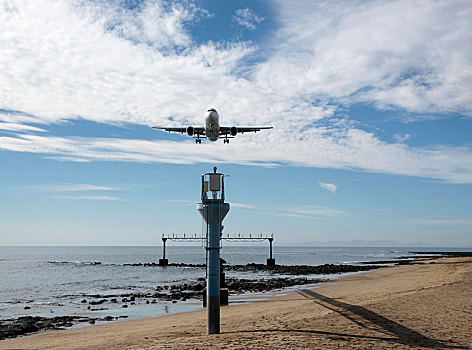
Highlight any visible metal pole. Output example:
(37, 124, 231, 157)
(267, 237, 275, 266)
(206, 203, 221, 334)
(162, 238, 167, 259)
(159, 237, 168, 266)
(197, 168, 230, 334)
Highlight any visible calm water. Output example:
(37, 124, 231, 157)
(0, 245, 468, 320)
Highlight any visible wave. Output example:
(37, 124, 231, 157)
(47, 261, 206, 268)
(48, 261, 112, 266)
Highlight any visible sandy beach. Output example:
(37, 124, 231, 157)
(1, 257, 471, 349)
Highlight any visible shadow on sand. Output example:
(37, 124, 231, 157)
(225, 289, 467, 349)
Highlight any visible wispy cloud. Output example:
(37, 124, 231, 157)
(36, 183, 121, 192)
(0, 122, 46, 133)
(165, 199, 194, 206)
(319, 182, 337, 193)
(393, 134, 412, 143)
(408, 218, 472, 226)
(231, 202, 261, 210)
(233, 8, 265, 30)
(284, 206, 347, 219)
(50, 195, 125, 201)
(1, 132, 472, 184)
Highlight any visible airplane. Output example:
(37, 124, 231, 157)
(152, 108, 273, 143)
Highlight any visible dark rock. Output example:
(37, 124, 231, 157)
(228, 263, 383, 275)
(0, 316, 96, 340)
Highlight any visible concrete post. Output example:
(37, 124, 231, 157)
(267, 237, 275, 266)
(159, 237, 168, 266)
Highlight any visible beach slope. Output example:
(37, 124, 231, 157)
(1, 257, 471, 349)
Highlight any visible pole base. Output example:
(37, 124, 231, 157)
(266, 258, 276, 266)
(207, 295, 220, 334)
(220, 272, 226, 287)
(203, 288, 228, 307)
(220, 288, 228, 305)
(158, 258, 168, 266)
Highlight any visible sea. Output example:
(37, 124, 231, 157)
(1, 245, 469, 322)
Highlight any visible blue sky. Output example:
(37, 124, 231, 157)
(1, 0, 471, 247)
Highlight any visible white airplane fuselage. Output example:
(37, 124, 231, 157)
(152, 108, 272, 143)
(204, 109, 220, 142)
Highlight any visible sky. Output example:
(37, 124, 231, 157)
(0, 0, 471, 247)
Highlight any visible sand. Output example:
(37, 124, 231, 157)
(1, 257, 471, 349)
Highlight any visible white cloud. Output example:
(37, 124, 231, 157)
(35, 183, 121, 192)
(285, 205, 347, 219)
(1, 0, 472, 185)
(231, 202, 261, 210)
(1, 131, 472, 184)
(165, 199, 194, 206)
(408, 218, 472, 226)
(51, 195, 125, 201)
(0, 122, 46, 133)
(260, 0, 472, 116)
(0, 0, 254, 124)
(393, 134, 411, 143)
(233, 8, 264, 30)
(319, 182, 337, 193)
(80, 0, 207, 50)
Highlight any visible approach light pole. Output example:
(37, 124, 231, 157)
(197, 167, 230, 334)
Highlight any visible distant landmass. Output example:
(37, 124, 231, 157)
(280, 239, 437, 247)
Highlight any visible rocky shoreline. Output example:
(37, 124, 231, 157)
(227, 263, 384, 275)
(0, 274, 326, 340)
(1, 262, 373, 340)
(4, 253, 469, 341)
(0, 315, 129, 340)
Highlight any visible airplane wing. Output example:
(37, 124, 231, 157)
(219, 126, 273, 135)
(152, 126, 205, 135)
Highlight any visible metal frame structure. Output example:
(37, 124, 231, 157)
(162, 232, 273, 243)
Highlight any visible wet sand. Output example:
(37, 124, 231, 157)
(1, 257, 471, 349)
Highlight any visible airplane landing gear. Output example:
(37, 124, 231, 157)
(195, 138, 202, 144)
(223, 139, 229, 144)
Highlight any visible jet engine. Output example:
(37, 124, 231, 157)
(230, 126, 238, 136)
(186, 126, 194, 136)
